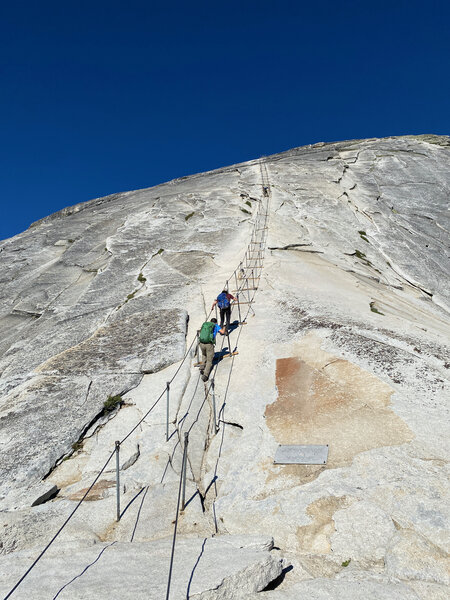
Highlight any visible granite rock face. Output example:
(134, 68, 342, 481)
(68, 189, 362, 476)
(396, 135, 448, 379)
(0, 135, 449, 599)
(0, 536, 282, 599)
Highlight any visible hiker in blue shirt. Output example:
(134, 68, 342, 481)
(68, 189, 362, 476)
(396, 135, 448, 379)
(211, 290, 236, 332)
(198, 318, 226, 382)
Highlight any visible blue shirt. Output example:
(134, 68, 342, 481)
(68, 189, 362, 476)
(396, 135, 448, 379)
(212, 324, 220, 340)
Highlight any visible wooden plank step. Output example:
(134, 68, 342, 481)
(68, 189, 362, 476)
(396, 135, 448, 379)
(222, 351, 239, 358)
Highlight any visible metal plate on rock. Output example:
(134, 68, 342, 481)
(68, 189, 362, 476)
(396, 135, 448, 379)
(274, 445, 329, 465)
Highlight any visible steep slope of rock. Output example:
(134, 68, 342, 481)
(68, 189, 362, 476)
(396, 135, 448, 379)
(0, 135, 449, 600)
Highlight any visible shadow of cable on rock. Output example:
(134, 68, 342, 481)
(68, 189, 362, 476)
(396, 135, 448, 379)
(186, 538, 208, 599)
(127, 486, 150, 542)
(52, 541, 117, 599)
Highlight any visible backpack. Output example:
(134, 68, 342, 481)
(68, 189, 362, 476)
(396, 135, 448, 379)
(217, 292, 230, 309)
(199, 321, 215, 344)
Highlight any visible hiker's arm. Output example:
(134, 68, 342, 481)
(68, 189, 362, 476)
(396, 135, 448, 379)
(211, 299, 218, 310)
(219, 326, 226, 335)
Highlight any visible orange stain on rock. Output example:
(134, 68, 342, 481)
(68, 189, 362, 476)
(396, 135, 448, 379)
(266, 350, 413, 469)
(68, 479, 115, 502)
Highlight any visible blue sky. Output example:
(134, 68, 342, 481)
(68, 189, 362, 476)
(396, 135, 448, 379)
(1, 0, 449, 240)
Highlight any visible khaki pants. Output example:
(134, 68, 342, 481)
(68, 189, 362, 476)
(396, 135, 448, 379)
(199, 342, 215, 378)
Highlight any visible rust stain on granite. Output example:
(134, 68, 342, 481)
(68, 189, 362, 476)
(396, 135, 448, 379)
(265, 341, 413, 470)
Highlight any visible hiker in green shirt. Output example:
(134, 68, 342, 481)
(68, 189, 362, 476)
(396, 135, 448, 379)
(198, 318, 226, 382)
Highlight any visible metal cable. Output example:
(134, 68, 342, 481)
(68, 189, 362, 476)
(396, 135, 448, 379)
(165, 181, 270, 597)
(5, 167, 271, 599)
(165, 434, 188, 600)
(3, 450, 115, 600)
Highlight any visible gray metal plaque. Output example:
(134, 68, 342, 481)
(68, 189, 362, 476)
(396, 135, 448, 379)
(274, 445, 329, 465)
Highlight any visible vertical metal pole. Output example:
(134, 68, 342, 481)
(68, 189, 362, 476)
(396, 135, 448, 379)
(215, 304, 218, 322)
(166, 382, 170, 442)
(236, 293, 242, 324)
(252, 269, 255, 290)
(196, 331, 200, 362)
(226, 328, 232, 356)
(181, 432, 189, 511)
(211, 380, 217, 434)
(246, 276, 251, 303)
(115, 441, 120, 521)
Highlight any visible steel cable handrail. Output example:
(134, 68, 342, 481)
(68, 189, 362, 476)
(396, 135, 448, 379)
(3, 451, 115, 600)
(4, 168, 270, 599)
(165, 165, 270, 597)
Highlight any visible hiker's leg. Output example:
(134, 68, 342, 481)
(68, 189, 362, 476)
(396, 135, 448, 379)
(199, 342, 207, 366)
(225, 307, 231, 329)
(203, 344, 215, 378)
(219, 308, 225, 327)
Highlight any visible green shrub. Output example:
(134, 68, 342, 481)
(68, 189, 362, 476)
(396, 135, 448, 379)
(103, 395, 123, 412)
(137, 272, 146, 283)
(358, 230, 369, 243)
(185, 212, 195, 221)
(370, 302, 384, 315)
(71, 440, 83, 452)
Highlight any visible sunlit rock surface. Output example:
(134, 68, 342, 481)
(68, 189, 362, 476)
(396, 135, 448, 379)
(0, 135, 449, 599)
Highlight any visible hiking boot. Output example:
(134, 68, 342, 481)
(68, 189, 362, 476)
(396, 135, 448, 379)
(200, 369, 204, 375)
(201, 374, 208, 382)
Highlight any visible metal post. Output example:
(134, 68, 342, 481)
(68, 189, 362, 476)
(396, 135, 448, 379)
(115, 441, 120, 521)
(226, 329, 232, 356)
(252, 269, 255, 290)
(166, 382, 170, 442)
(196, 331, 200, 362)
(215, 304, 218, 322)
(211, 380, 217, 434)
(236, 292, 242, 324)
(181, 432, 189, 511)
(246, 276, 251, 303)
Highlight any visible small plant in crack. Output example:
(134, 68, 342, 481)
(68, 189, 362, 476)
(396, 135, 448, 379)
(341, 559, 351, 567)
(370, 302, 385, 315)
(103, 395, 123, 412)
(352, 248, 372, 266)
(137, 272, 146, 283)
(152, 248, 164, 257)
(185, 212, 195, 221)
(245, 200, 252, 207)
(126, 290, 137, 301)
(358, 230, 369, 243)
(240, 208, 251, 215)
(71, 440, 84, 452)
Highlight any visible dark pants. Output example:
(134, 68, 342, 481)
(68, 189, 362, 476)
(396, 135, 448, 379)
(219, 306, 231, 329)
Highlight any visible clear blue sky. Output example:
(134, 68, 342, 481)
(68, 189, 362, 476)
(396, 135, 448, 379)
(1, 0, 449, 240)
